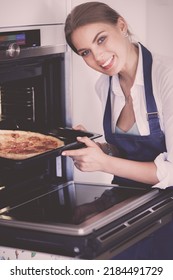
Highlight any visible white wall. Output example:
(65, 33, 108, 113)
(146, 0, 173, 57)
(71, 0, 147, 184)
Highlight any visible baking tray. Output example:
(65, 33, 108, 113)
(0, 127, 102, 168)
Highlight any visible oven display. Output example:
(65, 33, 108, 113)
(0, 33, 26, 47)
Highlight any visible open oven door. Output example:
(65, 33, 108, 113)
(0, 181, 173, 259)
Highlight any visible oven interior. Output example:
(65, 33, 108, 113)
(0, 53, 65, 132)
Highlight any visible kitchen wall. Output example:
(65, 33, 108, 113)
(146, 0, 173, 58)
(70, 0, 173, 184)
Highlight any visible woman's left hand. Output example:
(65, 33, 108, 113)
(61, 136, 107, 172)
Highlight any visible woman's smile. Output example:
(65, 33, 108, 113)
(100, 55, 115, 70)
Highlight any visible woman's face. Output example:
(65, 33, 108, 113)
(71, 19, 130, 76)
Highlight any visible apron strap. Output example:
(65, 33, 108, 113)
(140, 43, 161, 133)
(103, 44, 161, 135)
(103, 76, 112, 139)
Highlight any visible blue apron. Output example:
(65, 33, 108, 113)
(103, 44, 166, 188)
(103, 43, 173, 259)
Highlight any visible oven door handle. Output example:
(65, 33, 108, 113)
(96, 211, 173, 257)
(97, 196, 173, 248)
(93, 214, 172, 260)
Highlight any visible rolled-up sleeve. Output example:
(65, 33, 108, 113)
(152, 55, 173, 189)
(153, 153, 173, 189)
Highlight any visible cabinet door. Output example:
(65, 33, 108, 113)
(0, 0, 67, 27)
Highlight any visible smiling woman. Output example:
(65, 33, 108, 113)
(64, 1, 173, 259)
(65, 2, 132, 76)
(64, 1, 173, 189)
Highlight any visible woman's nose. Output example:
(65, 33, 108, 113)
(92, 49, 104, 63)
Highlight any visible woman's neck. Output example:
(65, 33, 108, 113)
(119, 43, 139, 87)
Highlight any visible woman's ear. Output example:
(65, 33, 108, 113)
(117, 17, 128, 36)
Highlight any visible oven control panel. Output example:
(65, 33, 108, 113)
(0, 26, 66, 61)
(0, 29, 40, 56)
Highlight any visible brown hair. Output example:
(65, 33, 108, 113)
(65, 1, 126, 54)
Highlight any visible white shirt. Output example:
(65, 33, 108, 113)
(95, 43, 173, 189)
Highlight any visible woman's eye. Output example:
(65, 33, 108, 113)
(97, 36, 106, 45)
(80, 50, 90, 57)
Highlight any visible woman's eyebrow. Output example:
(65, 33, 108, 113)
(92, 31, 105, 43)
(77, 31, 105, 53)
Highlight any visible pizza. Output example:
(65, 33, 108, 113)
(0, 130, 64, 160)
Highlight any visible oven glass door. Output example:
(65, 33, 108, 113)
(0, 181, 156, 235)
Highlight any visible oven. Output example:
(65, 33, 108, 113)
(0, 16, 173, 260)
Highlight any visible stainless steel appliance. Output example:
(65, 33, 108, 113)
(0, 24, 173, 260)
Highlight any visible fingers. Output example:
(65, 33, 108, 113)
(61, 136, 105, 172)
(62, 137, 96, 157)
(62, 148, 85, 157)
(76, 136, 97, 147)
(73, 124, 87, 131)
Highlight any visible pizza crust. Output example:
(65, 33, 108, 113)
(0, 130, 64, 160)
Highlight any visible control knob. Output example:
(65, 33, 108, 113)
(6, 43, 20, 58)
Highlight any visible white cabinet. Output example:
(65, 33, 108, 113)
(0, 0, 67, 27)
